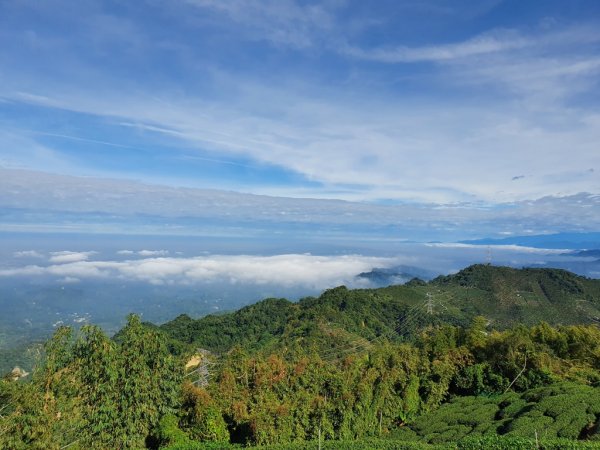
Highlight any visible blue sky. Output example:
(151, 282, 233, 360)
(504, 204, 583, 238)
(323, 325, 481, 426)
(1, 0, 600, 238)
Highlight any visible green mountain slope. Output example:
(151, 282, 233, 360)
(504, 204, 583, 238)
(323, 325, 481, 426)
(3, 265, 600, 449)
(429, 265, 600, 326)
(156, 264, 600, 355)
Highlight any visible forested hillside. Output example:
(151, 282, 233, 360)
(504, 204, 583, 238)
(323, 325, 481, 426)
(2, 265, 600, 449)
(155, 264, 600, 356)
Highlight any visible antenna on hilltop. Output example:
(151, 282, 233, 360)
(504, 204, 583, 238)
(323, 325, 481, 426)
(486, 245, 493, 265)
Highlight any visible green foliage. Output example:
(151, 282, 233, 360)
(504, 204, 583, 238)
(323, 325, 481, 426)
(154, 265, 600, 365)
(162, 438, 441, 449)
(0, 378, 62, 449)
(0, 314, 183, 449)
(116, 315, 183, 447)
(253, 439, 442, 449)
(160, 435, 600, 449)
(180, 383, 229, 443)
(456, 435, 600, 449)
(155, 413, 193, 448)
(400, 382, 600, 444)
(3, 266, 600, 448)
(160, 299, 296, 354)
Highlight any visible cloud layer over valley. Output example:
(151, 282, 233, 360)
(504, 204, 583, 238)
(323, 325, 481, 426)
(0, 252, 395, 289)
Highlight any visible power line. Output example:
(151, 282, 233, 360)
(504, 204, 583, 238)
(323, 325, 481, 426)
(317, 300, 430, 362)
(192, 292, 451, 375)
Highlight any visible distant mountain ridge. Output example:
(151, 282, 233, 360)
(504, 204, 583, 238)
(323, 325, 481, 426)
(569, 249, 600, 258)
(356, 264, 438, 286)
(461, 232, 600, 250)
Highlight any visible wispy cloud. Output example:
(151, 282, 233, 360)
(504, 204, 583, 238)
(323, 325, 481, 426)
(343, 25, 600, 64)
(342, 24, 600, 114)
(343, 29, 530, 63)
(181, 0, 338, 48)
(13, 250, 45, 258)
(3, 80, 598, 204)
(0, 1, 598, 208)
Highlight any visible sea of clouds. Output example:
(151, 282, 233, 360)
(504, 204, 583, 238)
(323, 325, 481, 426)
(2, 251, 396, 288)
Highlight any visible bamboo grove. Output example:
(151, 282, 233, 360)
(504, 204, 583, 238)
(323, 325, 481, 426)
(2, 316, 600, 448)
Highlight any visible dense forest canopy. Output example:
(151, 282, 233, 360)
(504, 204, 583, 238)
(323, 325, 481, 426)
(2, 265, 600, 449)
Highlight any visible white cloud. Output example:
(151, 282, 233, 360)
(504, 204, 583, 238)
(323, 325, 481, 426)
(13, 250, 44, 258)
(49, 251, 96, 264)
(117, 250, 135, 255)
(0, 254, 396, 288)
(138, 250, 169, 257)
